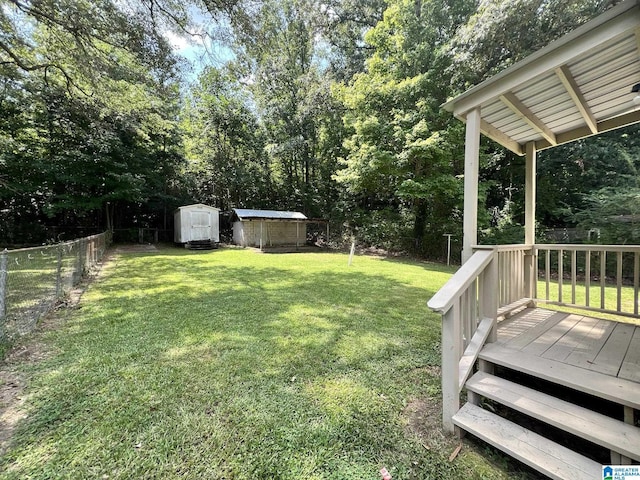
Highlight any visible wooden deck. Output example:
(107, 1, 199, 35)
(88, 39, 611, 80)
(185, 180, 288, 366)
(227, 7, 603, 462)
(451, 306, 640, 478)
(496, 307, 640, 383)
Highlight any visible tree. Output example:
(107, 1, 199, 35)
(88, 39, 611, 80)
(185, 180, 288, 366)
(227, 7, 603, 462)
(0, 0, 186, 244)
(229, 0, 344, 218)
(181, 66, 272, 211)
(335, 0, 474, 255)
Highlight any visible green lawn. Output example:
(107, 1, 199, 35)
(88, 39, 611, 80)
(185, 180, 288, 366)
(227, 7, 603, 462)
(535, 279, 639, 323)
(0, 248, 535, 479)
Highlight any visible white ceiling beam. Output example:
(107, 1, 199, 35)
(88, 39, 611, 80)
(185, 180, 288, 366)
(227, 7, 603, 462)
(480, 120, 524, 156)
(457, 113, 525, 156)
(535, 109, 640, 151)
(500, 92, 557, 146)
(555, 65, 598, 134)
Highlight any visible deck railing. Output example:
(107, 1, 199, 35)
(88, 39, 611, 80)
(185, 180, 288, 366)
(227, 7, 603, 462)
(427, 249, 498, 432)
(535, 244, 640, 319)
(475, 244, 536, 306)
(428, 242, 640, 432)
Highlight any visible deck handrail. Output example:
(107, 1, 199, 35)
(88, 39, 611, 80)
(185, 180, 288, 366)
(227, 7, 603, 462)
(427, 248, 499, 432)
(427, 249, 494, 313)
(534, 244, 640, 253)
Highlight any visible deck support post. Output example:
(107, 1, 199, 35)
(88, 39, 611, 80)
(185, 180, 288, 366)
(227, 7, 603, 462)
(462, 108, 481, 264)
(524, 142, 537, 299)
(615, 406, 636, 464)
(442, 302, 461, 433)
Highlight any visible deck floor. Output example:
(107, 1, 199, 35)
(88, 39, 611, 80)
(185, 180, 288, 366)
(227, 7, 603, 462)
(496, 308, 640, 383)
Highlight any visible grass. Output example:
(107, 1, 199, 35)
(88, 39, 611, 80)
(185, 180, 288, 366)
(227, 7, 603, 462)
(535, 279, 639, 324)
(0, 248, 538, 479)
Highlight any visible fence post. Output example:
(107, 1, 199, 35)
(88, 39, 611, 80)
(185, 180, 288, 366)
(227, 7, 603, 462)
(74, 239, 81, 285)
(0, 249, 7, 332)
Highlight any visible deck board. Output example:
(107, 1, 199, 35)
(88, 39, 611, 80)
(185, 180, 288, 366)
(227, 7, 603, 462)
(619, 328, 640, 382)
(542, 316, 601, 362)
(563, 319, 617, 369)
(588, 322, 635, 376)
(521, 314, 583, 356)
(497, 307, 640, 383)
(499, 310, 566, 349)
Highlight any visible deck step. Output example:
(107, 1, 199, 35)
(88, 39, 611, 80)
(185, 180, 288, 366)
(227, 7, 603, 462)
(479, 343, 640, 410)
(497, 298, 533, 320)
(453, 403, 601, 480)
(466, 371, 640, 461)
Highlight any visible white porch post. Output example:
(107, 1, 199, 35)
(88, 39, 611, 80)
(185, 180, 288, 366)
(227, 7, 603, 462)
(462, 108, 481, 263)
(524, 142, 537, 299)
(525, 142, 537, 244)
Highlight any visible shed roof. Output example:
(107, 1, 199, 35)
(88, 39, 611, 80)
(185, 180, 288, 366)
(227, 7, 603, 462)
(175, 203, 220, 212)
(443, 0, 640, 155)
(233, 209, 308, 221)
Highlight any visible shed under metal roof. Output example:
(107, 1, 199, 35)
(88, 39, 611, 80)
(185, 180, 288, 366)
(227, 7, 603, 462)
(233, 209, 308, 221)
(443, 0, 640, 155)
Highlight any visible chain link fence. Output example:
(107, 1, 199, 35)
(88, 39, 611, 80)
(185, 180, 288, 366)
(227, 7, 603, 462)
(0, 231, 112, 342)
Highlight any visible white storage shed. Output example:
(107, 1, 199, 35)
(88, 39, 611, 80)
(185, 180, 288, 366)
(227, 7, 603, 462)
(232, 209, 307, 248)
(174, 204, 220, 245)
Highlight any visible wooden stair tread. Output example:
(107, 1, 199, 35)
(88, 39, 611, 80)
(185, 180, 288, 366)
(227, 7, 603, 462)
(479, 343, 640, 409)
(466, 371, 640, 461)
(453, 403, 601, 480)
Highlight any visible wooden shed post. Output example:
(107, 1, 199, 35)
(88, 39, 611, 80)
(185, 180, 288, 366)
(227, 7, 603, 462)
(296, 222, 299, 248)
(260, 221, 264, 250)
(463, 107, 481, 263)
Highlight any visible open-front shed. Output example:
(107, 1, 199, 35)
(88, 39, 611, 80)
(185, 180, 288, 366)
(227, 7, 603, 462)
(232, 209, 316, 249)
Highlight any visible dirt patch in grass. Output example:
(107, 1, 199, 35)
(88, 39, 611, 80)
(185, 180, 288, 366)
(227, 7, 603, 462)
(403, 395, 455, 451)
(0, 368, 26, 455)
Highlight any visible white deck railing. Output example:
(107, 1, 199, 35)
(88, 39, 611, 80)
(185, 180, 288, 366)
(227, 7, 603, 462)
(427, 249, 499, 432)
(428, 242, 640, 432)
(535, 244, 640, 318)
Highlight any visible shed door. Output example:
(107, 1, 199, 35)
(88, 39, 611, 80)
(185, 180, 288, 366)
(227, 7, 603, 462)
(190, 211, 211, 241)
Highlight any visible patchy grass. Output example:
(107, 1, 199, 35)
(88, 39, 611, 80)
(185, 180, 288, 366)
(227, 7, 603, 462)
(0, 248, 537, 479)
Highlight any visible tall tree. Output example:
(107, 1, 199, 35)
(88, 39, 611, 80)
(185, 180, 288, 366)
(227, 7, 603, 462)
(335, 0, 474, 255)
(0, 0, 186, 243)
(181, 66, 272, 211)
(230, 0, 343, 217)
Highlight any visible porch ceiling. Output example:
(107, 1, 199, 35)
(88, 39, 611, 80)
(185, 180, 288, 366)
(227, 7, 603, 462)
(443, 0, 640, 156)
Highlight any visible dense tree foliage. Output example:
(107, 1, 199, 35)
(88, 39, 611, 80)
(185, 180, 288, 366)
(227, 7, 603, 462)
(0, 0, 187, 243)
(1, 0, 637, 254)
(181, 67, 272, 211)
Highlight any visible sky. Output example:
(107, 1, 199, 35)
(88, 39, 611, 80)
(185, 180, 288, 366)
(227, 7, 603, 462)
(162, 6, 236, 82)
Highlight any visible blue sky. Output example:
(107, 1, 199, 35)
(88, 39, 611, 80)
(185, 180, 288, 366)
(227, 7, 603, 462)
(162, 6, 236, 81)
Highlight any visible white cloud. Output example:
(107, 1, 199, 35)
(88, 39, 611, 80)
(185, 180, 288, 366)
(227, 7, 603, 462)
(163, 30, 191, 52)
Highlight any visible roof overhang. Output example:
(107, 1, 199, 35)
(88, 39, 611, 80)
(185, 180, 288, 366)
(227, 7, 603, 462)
(443, 0, 640, 155)
(232, 208, 308, 221)
(176, 203, 220, 211)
